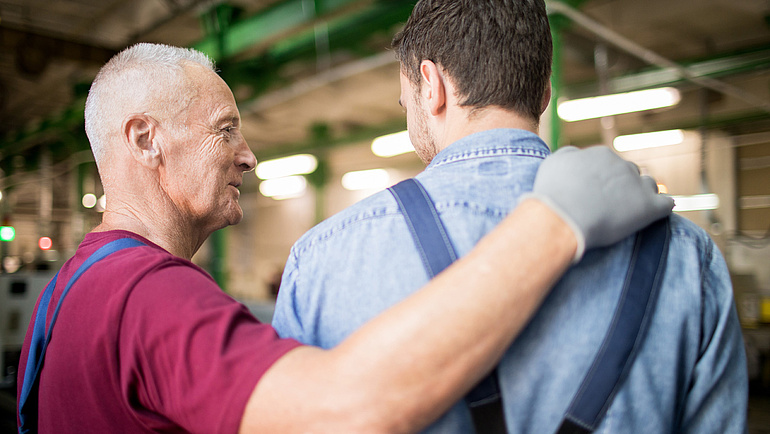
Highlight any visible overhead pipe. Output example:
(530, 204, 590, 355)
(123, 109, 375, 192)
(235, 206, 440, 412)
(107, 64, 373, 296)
(546, 1, 770, 115)
(568, 48, 770, 97)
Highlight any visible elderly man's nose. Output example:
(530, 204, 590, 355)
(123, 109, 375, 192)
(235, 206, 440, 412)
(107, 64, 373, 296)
(237, 141, 257, 172)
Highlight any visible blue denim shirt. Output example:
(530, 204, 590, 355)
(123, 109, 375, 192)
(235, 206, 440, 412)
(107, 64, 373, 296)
(273, 129, 747, 433)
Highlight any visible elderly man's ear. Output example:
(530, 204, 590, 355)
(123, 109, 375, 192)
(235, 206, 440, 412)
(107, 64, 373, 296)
(123, 114, 162, 168)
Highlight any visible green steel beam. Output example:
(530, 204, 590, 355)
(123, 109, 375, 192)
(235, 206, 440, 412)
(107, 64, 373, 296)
(566, 110, 770, 148)
(546, 0, 590, 150)
(220, 1, 413, 99)
(194, 0, 368, 61)
(549, 19, 565, 150)
(545, 0, 590, 28)
(567, 47, 770, 98)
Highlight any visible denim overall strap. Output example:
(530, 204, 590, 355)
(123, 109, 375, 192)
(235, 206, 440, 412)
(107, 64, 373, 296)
(557, 218, 670, 434)
(388, 178, 458, 276)
(389, 178, 506, 434)
(17, 238, 146, 434)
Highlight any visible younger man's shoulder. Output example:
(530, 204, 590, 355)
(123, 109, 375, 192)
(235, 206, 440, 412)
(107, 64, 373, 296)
(668, 213, 719, 250)
(291, 187, 401, 252)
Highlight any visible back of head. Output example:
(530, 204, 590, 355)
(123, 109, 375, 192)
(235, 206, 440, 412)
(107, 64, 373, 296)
(392, 0, 552, 121)
(84, 43, 215, 168)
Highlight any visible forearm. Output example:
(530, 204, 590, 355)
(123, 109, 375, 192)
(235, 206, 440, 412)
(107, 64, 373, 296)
(333, 198, 576, 429)
(242, 199, 576, 432)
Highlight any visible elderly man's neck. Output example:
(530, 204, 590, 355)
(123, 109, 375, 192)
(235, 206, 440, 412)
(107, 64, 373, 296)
(94, 208, 206, 260)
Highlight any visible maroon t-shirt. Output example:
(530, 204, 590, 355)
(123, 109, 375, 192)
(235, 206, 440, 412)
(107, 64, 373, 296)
(17, 230, 301, 433)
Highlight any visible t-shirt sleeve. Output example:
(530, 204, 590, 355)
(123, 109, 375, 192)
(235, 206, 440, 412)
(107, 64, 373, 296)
(118, 261, 302, 434)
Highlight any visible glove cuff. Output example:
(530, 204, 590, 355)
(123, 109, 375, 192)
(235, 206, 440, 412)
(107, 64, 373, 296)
(519, 193, 585, 264)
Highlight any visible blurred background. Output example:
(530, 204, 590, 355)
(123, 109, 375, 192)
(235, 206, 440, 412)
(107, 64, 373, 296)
(0, 0, 768, 430)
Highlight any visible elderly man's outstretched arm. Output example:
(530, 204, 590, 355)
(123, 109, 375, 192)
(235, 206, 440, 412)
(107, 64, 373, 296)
(241, 147, 673, 433)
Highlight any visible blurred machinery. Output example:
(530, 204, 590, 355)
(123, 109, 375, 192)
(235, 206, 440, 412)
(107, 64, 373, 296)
(0, 272, 54, 392)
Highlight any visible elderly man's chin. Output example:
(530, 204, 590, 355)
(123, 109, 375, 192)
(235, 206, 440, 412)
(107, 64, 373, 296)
(222, 188, 246, 225)
(224, 203, 244, 227)
(207, 201, 245, 232)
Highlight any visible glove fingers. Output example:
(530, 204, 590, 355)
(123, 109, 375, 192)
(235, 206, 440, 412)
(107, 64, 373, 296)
(654, 194, 676, 213)
(641, 175, 659, 193)
(629, 161, 641, 175)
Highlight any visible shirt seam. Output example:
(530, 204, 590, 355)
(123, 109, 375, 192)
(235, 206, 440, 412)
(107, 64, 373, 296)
(292, 201, 513, 257)
(428, 146, 549, 169)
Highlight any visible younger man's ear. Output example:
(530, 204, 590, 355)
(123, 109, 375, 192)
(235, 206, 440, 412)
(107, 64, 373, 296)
(419, 60, 446, 116)
(122, 114, 162, 168)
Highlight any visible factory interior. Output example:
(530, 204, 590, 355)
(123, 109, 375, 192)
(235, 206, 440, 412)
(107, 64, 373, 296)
(0, 0, 769, 431)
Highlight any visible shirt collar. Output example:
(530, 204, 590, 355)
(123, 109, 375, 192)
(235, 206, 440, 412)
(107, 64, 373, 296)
(426, 128, 550, 169)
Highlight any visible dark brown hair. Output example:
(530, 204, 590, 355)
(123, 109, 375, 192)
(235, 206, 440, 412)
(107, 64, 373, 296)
(392, 0, 552, 121)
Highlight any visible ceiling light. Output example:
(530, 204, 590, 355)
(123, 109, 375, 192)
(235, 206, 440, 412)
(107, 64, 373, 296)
(671, 194, 719, 212)
(341, 169, 391, 191)
(557, 87, 681, 122)
(96, 194, 107, 213)
(82, 193, 97, 209)
(372, 131, 414, 157)
(613, 129, 685, 152)
(259, 176, 307, 200)
(256, 154, 318, 180)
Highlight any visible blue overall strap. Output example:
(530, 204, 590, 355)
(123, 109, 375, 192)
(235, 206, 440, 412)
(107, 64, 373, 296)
(17, 238, 146, 434)
(388, 178, 457, 276)
(556, 218, 670, 434)
(389, 178, 506, 434)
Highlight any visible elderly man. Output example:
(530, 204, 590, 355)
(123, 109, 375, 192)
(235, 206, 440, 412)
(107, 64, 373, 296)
(273, 0, 747, 433)
(17, 43, 670, 433)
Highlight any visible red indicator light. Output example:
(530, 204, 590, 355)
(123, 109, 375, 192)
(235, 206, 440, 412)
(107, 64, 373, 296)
(39, 237, 52, 250)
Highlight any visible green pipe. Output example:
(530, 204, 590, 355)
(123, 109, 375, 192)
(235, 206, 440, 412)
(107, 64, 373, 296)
(565, 110, 770, 148)
(210, 228, 228, 291)
(568, 47, 770, 98)
(194, 0, 364, 61)
(550, 17, 566, 150)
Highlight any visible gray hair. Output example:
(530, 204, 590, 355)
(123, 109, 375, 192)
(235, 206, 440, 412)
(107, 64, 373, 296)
(84, 43, 215, 164)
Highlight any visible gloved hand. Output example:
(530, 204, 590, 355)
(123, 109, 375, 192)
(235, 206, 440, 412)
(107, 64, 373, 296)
(525, 146, 674, 262)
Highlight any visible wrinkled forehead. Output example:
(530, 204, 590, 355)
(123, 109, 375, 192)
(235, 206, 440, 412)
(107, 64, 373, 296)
(180, 64, 240, 123)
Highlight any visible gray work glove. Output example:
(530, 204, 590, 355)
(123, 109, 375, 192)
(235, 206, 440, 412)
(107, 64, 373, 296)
(524, 146, 674, 262)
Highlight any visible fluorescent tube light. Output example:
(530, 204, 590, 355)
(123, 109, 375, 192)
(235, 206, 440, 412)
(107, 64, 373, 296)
(259, 176, 307, 200)
(613, 129, 685, 152)
(558, 87, 681, 122)
(372, 131, 415, 157)
(671, 194, 719, 212)
(256, 154, 318, 180)
(341, 169, 391, 191)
